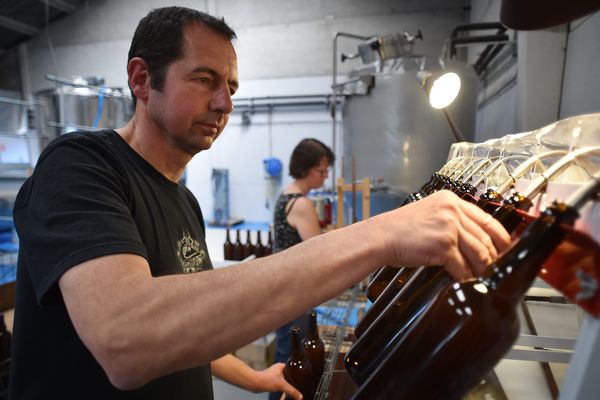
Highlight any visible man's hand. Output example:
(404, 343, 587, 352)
(372, 190, 511, 280)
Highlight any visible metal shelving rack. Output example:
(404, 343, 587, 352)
(314, 285, 361, 400)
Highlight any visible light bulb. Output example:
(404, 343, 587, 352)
(429, 72, 461, 109)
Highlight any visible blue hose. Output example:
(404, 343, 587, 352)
(92, 86, 105, 129)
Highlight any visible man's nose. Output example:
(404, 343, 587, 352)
(210, 85, 233, 114)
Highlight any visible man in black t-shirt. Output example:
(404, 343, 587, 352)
(10, 8, 298, 400)
(9, 6, 511, 400)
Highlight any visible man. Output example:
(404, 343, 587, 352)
(9, 6, 510, 400)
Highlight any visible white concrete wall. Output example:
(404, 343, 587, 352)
(470, 0, 600, 142)
(559, 12, 600, 118)
(5, 0, 599, 220)
(516, 29, 567, 132)
(9, 0, 466, 92)
(0, 0, 467, 222)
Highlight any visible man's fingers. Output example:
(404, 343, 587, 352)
(457, 225, 494, 276)
(444, 246, 473, 282)
(457, 208, 498, 262)
(461, 201, 511, 251)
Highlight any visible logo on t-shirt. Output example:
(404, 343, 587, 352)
(177, 231, 206, 273)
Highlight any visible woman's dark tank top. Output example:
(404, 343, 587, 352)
(273, 193, 304, 253)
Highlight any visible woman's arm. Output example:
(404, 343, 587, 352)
(211, 354, 301, 399)
(287, 197, 322, 240)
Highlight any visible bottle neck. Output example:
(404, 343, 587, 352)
(403, 191, 424, 205)
(477, 189, 503, 214)
(290, 327, 303, 359)
(492, 192, 533, 232)
(421, 174, 436, 192)
(483, 203, 577, 305)
(307, 311, 319, 340)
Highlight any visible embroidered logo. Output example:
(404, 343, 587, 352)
(177, 231, 206, 273)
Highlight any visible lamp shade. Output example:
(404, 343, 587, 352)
(418, 71, 461, 109)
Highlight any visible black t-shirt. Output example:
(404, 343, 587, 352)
(10, 130, 214, 400)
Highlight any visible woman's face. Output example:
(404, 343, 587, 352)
(307, 157, 330, 189)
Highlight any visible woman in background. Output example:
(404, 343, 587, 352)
(270, 138, 335, 400)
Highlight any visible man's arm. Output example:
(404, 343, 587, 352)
(59, 190, 510, 390)
(211, 355, 301, 399)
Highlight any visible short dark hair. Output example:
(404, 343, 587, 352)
(127, 6, 236, 108)
(289, 138, 335, 179)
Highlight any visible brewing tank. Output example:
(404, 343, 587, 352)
(341, 56, 478, 198)
(34, 78, 132, 139)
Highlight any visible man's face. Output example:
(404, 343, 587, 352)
(147, 22, 239, 155)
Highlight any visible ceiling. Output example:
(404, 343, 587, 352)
(0, 0, 86, 58)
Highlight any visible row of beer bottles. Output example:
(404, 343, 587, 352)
(284, 310, 325, 400)
(345, 169, 600, 398)
(223, 229, 272, 261)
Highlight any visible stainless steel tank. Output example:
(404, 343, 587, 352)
(34, 76, 133, 139)
(341, 56, 478, 199)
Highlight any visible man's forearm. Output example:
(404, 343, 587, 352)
(60, 191, 510, 390)
(60, 216, 384, 390)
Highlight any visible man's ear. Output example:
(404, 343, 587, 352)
(128, 57, 151, 103)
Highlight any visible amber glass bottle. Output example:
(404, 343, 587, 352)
(404, 190, 425, 204)
(355, 178, 469, 336)
(421, 172, 446, 194)
(346, 266, 450, 383)
(363, 186, 428, 304)
(477, 188, 504, 214)
(491, 191, 532, 233)
(353, 180, 463, 335)
(284, 325, 314, 400)
(232, 229, 244, 261)
(364, 266, 399, 303)
(223, 229, 234, 260)
(351, 201, 579, 399)
(254, 230, 265, 258)
(243, 229, 255, 259)
(303, 310, 325, 393)
(265, 230, 273, 256)
(346, 189, 535, 384)
(354, 267, 417, 338)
